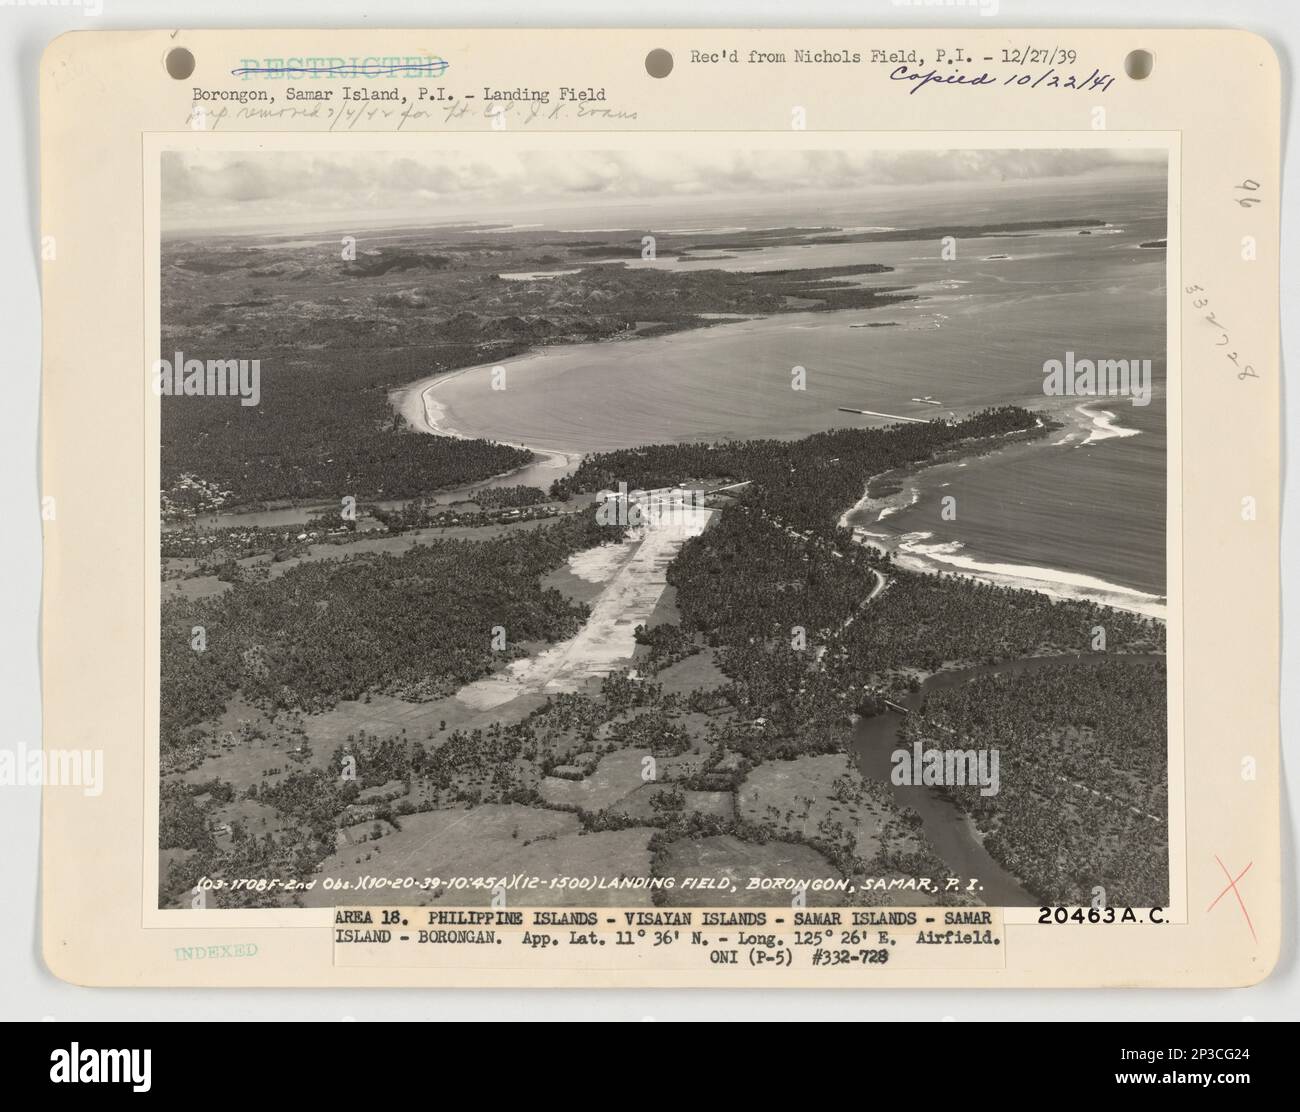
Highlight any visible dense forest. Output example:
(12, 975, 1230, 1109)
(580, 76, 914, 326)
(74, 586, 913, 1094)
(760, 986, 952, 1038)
(558, 404, 1046, 534)
(158, 216, 1168, 910)
(907, 660, 1168, 905)
(160, 511, 619, 747)
(161, 225, 911, 512)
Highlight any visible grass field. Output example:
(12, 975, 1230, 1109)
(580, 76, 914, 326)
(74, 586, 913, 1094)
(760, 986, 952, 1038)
(654, 834, 843, 907)
(302, 804, 657, 907)
(651, 647, 729, 694)
(538, 748, 648, 811)
(607, 783, 735, 822)
(738, 753, 892, 862)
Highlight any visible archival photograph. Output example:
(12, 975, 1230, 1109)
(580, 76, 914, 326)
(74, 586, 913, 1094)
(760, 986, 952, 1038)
(155, 143, 1170, 911)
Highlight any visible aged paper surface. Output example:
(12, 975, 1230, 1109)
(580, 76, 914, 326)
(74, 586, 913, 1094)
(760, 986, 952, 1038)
(41, 28, 1279, 986)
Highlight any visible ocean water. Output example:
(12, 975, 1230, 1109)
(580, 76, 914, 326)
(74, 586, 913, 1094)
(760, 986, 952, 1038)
(421, 172, 1168, 604)
(848, 416, 1167, 609)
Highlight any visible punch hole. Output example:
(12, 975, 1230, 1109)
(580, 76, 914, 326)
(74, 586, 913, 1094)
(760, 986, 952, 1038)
(1124, 50, 1153, 80)
(645, 49, 673, 79)
(166, 47, 196, 80)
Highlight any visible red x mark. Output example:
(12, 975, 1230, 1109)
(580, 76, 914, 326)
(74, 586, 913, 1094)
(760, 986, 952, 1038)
(1206, 856, 1256, 942)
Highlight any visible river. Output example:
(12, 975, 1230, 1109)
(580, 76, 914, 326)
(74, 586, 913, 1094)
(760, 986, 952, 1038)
(849, 651, 1166, 906)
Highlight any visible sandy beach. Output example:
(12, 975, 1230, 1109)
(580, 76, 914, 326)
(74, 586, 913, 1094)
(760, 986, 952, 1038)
(393, 367, 583, 491)
(840, 404, 1167, 620)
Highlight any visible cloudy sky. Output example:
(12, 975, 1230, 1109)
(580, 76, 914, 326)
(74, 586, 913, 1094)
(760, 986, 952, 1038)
(161, 147, 1166, 232)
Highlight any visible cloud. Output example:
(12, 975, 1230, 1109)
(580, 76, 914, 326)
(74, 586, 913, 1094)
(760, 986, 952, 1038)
(162, 147, 1165, 231)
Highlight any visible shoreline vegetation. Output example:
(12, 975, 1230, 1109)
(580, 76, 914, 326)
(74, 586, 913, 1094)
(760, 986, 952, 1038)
(161, 222, 920, 520)
(159, 215, 1168, 911)
(837, 412, 1167, 619)
(160, 216, 1112, 519)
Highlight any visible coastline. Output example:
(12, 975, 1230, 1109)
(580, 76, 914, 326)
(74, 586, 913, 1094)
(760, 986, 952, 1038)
(393, 322, 1166, 624)
(171, 368, 582, 531)
(393, 365, 583, 488)
(405, 356, 1167, 622)
(839, 408, 1167, 621)
(878, 533, 1165, 620)
(1061, 401, 1145, 447)
(411, 360, 1167, 622)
